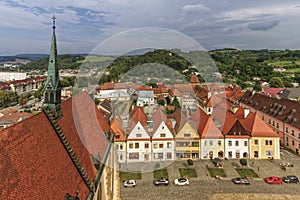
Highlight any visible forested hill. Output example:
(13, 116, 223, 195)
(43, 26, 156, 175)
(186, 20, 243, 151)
(17, 49, 300, 87)
(20, 54, 85, 70)
(209, 49, 300, 88)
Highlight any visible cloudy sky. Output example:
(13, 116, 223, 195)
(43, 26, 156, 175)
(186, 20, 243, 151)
(1, 0, 300, 55)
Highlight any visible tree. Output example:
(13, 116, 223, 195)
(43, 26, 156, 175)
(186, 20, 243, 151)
(165, 96, 171, 105)
(253, 80, 262, 91)
(269, 77, 284, 88)
(240, 158, 247, 168)
(157, 99, 165, 106)
(172, 96, 180, 109)
(18, 94, 28, 107)
(187, 159, 193, 166)
(34, 85, 44, 102)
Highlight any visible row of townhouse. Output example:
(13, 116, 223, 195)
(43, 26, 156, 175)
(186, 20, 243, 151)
(239, 91, 300, 155)
(111, 102, 280, 163)
(0, 76, 46, 95)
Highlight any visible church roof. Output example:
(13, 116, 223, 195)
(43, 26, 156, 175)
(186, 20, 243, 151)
(0, 92, 110, 199)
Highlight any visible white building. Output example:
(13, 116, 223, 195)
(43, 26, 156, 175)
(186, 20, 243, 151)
(136, 90, 154, 106)
(0, 72, 26, 81)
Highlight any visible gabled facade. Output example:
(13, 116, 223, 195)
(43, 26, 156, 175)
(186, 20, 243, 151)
(175, 120, 200, 159)
(151, 108, 175, 161)
(111, 116, 126, 163)
(172, 109, 200, 160)
(191, 108, 224, 159)
(127, 121, 151, 162)
(126, 107, 151, 162)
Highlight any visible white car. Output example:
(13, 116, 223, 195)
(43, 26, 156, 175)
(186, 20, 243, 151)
(174, 178, 189, 186)
(123, 179, 136, 187)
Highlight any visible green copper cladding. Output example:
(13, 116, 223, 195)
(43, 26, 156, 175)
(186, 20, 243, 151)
(43, 15, 61, 117)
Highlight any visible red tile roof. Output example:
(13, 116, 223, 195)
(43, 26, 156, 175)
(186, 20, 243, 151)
(0, 92, 109, 199)
(240, 92, 300, 129)
(262, 88, 284, 97)
(0, 111, 34, 128)
(151, 107, 167, 135)
(111, 116, 126, 142)
(191, 108, 223, 139)
(189, 74, 200, 83)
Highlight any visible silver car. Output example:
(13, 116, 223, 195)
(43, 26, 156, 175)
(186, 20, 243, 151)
(153, 178, 169, 186)
(123, 179, 136, 187)
(232, 177, 250, 185)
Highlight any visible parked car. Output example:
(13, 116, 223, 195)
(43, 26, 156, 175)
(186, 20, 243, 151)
(264, 176, 283, 184)
(153, 178, 169, 186)
(174, 178, 189, 186)
(282, 175, 299, 183)
(123, 179, 136, 187)
(232, 177, 250, 185)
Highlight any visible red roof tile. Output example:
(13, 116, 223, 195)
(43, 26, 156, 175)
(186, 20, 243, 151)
(0, 92, 109, 199)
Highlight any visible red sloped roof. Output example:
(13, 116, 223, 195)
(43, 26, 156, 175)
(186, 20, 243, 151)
(111, 116, 126, 142)
(0, 92, 110, 199)
(61, 92, 110, 157)
(248, 114, 279, 137)
(151, 107, 167, 134)
(189, 74, 200, 83)
(0, 113, 95, 199)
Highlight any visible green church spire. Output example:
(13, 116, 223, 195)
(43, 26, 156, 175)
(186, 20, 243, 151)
(43, 15, 61, 117)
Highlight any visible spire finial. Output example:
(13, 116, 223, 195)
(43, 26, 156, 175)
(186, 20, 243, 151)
(52, 14, 56, 30)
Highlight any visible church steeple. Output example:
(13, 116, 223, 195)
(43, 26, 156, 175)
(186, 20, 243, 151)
(43, 15, 61, 117)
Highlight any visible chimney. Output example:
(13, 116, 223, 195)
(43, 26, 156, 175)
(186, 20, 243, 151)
(244, 108, 250, 118)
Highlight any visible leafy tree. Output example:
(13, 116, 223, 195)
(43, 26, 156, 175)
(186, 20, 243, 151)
(240, 158, 247, 168)
(253, 80, 262, 91)
(157, 99, 165, 106)
(172, 96, 180, 109)
(165, 96, 171, 105)
(18, 94, 28, 106)
(34, 85, 44, 102)
(187, 159, 194, 166)
(269, 77, 284, 88)
(0, 91, 18, 108)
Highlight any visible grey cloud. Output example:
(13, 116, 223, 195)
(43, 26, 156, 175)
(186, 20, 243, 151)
(247, 20, 280, 31)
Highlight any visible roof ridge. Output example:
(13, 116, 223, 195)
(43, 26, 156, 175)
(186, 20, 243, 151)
(43, 108, 93, 191)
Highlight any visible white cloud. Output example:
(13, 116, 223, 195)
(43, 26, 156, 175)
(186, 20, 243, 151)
(182, 4, 210, 13)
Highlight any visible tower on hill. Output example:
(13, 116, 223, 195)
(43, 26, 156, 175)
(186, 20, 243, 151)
(43, 15, 61, 117)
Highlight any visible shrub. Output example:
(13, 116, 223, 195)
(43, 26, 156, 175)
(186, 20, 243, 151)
(187, 159, 193, 166)
(240, 158, 247, 168)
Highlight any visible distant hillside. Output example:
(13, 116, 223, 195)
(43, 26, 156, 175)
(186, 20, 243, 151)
(20, 54, 86, 70)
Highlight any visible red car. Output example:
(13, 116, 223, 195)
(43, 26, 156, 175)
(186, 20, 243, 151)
(264, 176, 283, 184)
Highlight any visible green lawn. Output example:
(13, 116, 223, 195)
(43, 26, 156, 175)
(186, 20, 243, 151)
(153, 168, 168, 179)
(235, 168, 259, 178)
(179, 168, 197, 178)
(207, 168, 227, 177)
(119, 171, 141, 180)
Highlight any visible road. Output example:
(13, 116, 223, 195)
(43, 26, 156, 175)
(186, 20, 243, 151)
(121, 179, 300, 200)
